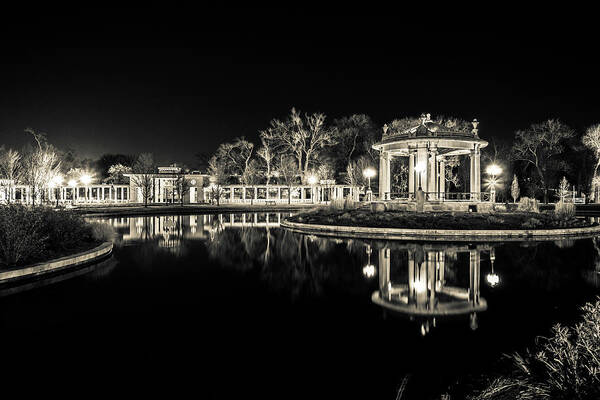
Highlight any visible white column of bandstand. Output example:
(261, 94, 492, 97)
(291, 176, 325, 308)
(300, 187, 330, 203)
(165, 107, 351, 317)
(416, 146, 428, 193)
(408, 149, 415, 198)
(428, 145, 438, 200)
(469, 147, 481, 201)
(378, 151, 391, 200)
(438, 158, 446, 200)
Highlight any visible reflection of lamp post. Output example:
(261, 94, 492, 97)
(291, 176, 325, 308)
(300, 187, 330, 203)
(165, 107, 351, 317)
(362, 244, 376, 278)
(363, 167, 376, 202)
(486, 248, 499, 287)
(307, 175, 317, 204)
(485, 164, 502, 203)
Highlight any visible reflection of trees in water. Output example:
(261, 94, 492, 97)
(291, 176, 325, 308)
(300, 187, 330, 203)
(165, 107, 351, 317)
(495, 240, 598, 292)
(206, 227, 367, 300)
(587, 237, 600, 288)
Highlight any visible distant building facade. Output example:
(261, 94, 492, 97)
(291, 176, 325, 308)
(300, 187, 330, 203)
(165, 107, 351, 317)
(1, 166, 361, 206)
(125, 166, 207, 204)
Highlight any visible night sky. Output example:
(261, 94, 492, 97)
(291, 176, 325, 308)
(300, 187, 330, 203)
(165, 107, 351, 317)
(1, 6, 598, 166)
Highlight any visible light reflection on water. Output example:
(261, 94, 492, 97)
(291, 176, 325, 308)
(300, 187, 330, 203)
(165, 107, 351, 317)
(1, 212, 600, 399)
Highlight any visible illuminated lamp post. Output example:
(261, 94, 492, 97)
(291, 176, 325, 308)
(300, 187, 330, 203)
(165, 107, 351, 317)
(485, 164, 502, 203)
(363, 167, 376, 202)
(307, 175, 318, 204)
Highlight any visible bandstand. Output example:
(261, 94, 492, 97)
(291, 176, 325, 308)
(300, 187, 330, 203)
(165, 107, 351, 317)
(373, 114, 488, 201)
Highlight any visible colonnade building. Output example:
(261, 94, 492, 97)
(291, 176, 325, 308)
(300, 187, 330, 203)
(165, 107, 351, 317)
(1, 166, 359, 206)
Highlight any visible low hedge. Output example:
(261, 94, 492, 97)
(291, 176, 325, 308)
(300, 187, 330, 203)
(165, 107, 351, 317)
(288, 209, 591, 230)
(0, 205, 105, 268)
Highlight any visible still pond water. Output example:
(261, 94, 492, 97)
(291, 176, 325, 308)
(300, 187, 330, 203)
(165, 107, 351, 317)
(1, 212, 599, 399)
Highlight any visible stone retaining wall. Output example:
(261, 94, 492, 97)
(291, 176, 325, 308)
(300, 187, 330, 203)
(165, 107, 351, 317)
(0, 242, 113, 284)
(281, 220, 600, 242)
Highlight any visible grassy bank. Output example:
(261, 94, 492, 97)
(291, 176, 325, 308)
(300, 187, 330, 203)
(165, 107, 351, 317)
(287, 208, 591, 230)
(0, 205, 113, 268)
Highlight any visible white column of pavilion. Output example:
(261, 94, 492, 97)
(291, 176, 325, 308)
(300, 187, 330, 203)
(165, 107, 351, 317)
(469, 145, 481, 200)
(378, 151, 391, 200)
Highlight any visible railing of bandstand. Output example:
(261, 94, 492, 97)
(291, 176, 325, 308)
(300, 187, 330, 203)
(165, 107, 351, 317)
(385, 192, 493, 202)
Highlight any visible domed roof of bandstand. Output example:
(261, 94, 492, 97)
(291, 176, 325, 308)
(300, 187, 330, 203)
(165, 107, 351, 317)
(372, 113, 488, 157)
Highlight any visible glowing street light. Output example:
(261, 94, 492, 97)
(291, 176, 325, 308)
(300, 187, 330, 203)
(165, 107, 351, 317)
(80, 174, 92, 185)
(485, 164, 502, 203)
(485, 164, 502, 176)
(79, 174, 92, 202)
(363, 167, 376, 201)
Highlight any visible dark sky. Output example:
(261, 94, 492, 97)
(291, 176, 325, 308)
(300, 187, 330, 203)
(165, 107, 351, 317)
(1, 6, 598, 166)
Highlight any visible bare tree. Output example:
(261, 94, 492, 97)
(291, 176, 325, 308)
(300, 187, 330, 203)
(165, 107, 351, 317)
(207, 155, 228, 206)
(0, 148, 21, 203)
(558, 176, 569, 203)
(256, 134, 275, 184)
(332, 114, 378, 169)
(278, 155, 300, 204)
(582, 123, 600, 200)
(174, 172, 191, 206)
(213, 137, 255, 183)
(267, 108, 337, 182)
(104, 163, 132, 184)
(131, 153, 155, 207)
(345, 156, 373, 186)
(21, 128, 61, 205)
(240, 159, 261, 205)
(512, 119, 575, 203)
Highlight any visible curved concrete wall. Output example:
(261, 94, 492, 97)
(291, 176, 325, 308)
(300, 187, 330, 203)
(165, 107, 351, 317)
(281, 220, 600, 242)
(0, 242, 113, 284)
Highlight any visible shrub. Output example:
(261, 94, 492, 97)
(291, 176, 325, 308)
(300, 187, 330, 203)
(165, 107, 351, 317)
(517, 197, 540, 213)
(0, 205, 98, 268)
(486, 215, 505, 226)
(0, 205, 47, 266)
(521, 217, 543, 229)
(89, 222, 115, 241)
(554, 201, 576, 221)
(470, 299, 600, 400)
(329, 199, 346, 211)
(343, 197, 358, 210)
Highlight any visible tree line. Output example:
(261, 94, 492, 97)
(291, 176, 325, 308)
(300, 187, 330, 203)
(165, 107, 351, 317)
(2, 113, 600, 205)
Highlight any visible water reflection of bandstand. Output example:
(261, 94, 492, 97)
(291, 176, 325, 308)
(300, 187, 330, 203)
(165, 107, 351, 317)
(372, 243, 494, 335)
